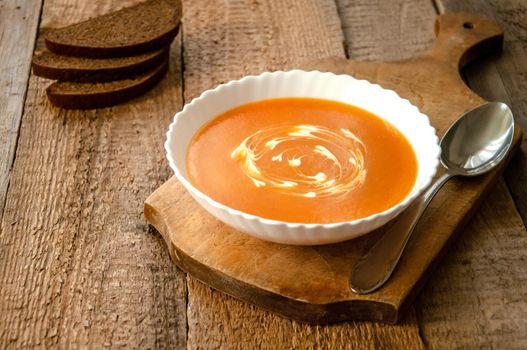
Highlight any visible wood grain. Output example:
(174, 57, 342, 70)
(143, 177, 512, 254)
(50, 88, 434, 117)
(0, 0, 42, 223)
(182, 0, 346, 100)
(416, 179, 527, 349)
(186, 277, 423, 350)
(0, 0, 187, 348)
(179, 0, 427, 347)
(336, 0, 437, 61)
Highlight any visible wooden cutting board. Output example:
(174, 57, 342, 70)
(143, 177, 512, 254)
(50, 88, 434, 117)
(144, 13, 522, 324)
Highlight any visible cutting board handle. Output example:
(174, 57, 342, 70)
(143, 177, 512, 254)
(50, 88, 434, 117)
(425, 13, 503, 70)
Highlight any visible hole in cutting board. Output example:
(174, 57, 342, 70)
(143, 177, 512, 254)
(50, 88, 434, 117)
(463, 22, 475, 29)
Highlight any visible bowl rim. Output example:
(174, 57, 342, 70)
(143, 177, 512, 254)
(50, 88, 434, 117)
(165, 69, 441, 229)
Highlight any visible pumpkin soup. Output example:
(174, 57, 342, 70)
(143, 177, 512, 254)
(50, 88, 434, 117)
(186, 98, 417, 223)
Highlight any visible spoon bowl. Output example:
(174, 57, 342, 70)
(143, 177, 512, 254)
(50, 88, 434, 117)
(350, 102, 515, 294)
(441, 102, 514, 176)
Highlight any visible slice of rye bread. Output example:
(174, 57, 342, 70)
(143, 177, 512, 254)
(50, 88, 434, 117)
(45, 0, 182, 58)
(32, 47, 169, 82)
(47, 59, 169, 109)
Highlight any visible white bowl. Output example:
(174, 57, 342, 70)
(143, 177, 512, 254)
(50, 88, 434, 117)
(165, 70, 440, 245)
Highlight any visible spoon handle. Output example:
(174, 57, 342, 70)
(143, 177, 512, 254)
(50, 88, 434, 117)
(350, 172, 453, 294)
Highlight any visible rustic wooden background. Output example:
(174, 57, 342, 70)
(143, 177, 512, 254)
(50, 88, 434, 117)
(1, 0, 526, 348)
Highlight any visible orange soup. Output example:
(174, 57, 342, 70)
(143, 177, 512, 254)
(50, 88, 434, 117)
(186, 98, 417, 223)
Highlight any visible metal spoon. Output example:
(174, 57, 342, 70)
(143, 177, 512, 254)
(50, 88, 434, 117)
(350, 102, 515, 294)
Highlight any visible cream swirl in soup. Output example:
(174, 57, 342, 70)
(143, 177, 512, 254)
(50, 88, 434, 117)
(230, 125, 366, 198)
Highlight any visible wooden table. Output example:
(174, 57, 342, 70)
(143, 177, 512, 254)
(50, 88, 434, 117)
(1, 0, 526, 348)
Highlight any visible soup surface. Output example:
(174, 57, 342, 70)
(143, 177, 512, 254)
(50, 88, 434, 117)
(186, 98, 417, 223)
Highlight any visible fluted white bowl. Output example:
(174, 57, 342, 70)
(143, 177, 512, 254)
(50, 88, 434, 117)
(165, 70, 440, 245)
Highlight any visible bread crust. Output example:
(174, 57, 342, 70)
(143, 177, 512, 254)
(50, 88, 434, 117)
(33, 47, 169, 82)
(46, 59, 169, 109)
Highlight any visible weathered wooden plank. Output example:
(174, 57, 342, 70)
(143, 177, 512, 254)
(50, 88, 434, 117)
(437, 0, 527, 226)
(0, 0, 187, 348)
(336, 0, 437, 60)
(187, 277, 423, 349)
(414, 0, 527, 348)
(0, 0, 42, 222)
(416, 179, 527, 348)
(181, 0, 435, 348)
(182, 0, 346, 100)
